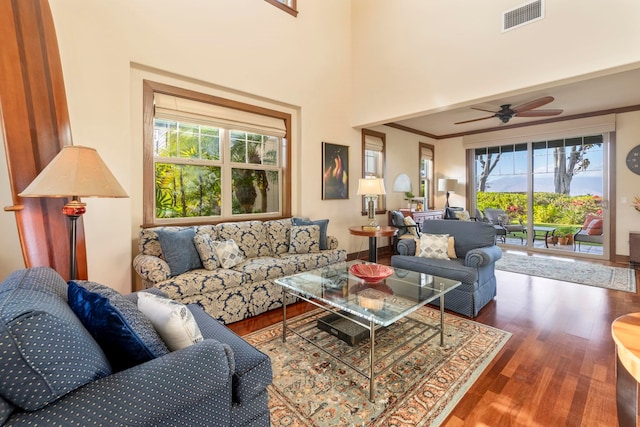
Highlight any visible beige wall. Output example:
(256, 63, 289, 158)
(1, 1, 638, 289)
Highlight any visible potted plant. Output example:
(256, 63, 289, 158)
(555, 226, 575, 245)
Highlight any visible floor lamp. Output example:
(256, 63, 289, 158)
(438, 178, 457, 208)
(19, 145, 128, 280)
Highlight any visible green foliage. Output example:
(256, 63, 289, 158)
(555, 226, 576, 238)
(477, 192, 602, 228)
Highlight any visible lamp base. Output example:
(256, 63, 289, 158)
(362, 225, 381, 231)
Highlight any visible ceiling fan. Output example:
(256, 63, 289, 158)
(455, 96, 563, 125)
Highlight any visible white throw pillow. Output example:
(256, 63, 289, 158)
(211, 239, 244, 269)
(418, 234, 450, 260)
(137, 293, 204, 351)
(403, 216, 419, 236)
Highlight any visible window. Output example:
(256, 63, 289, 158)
(361, 129, 386, 213)
(419, 143, 434, 209)
(264, 0, 298, 17)
(143, 81, 291, 225)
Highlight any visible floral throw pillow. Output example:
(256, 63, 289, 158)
(417, 233, 450, 260)
(288, 225, 320, 254)
(193, 234, 220, 270)
(211, 239, 244, 269)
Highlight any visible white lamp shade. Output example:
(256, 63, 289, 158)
(19, 145, 128, 198)
(392, 173, 412, 193)
(356, 177, 386, 196)
(437, 178, 457, 193)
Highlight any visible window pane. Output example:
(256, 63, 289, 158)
(154, 119, 220, 160)
(230, 131, 279, 166)
(155, 163, 221, 218)
(232, 168, 279, 214)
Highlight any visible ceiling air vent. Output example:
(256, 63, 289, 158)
(502, 0, 544, 32)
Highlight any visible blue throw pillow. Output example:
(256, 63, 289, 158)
(155, 228, 203, 276)
(68, 281, 169, 372)
(293, 218, 329, 250)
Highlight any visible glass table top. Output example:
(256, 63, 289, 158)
(275, 260, 461, 327)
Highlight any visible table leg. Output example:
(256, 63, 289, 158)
(616, 353, 638, 427)
(369, 319, 376, 402)
(282, 287, 287, 343)
(440, 293, 445, 346)
(544, 231, 549, 248)
(368, 236, 378, 263)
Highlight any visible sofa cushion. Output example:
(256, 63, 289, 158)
(293, 217, 329, 250)
(392, 255, 478, 287)
(157, 269, 246, 299)
(68, 281, 169, 372)
(194, 233, 220, 270)
(264, 218, 293, 256)
(418, 234, 450, 260)
(0, 268, 111, 411)
(0, 396, 13, 425)
(212, 240, 245, 269)
(422, 220, 496, 256)
(233, 257, 296, 283)
(288, 225, 320, 254)
(137, 293, 204, 351)
(217, 221, 271, 259)
(156, 228, 203, 276)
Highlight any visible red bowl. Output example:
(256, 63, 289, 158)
(349, 264, 394, 283)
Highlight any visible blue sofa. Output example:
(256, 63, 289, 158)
(391, 220, 502, 317)
(0, 267, 271, 426)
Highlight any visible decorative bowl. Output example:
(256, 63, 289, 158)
(349, 264, 394, 283)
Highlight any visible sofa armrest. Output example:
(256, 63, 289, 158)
(464, 245, 503, 268)
(7, 340, 233, 426)
(327, 235, 339, 250)
(396, 238, 417, 256)
(133, 253, 171, 285)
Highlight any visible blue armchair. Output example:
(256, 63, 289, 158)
(391, 220, 502, 317)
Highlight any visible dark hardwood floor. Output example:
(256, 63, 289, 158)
(227, 252, 640, 426)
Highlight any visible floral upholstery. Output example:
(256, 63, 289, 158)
(134, 219, 346, 324)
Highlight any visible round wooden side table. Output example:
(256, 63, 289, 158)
(612, 313, 640, 426)
(348, 225, 397, 263)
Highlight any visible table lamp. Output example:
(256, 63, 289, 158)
(357, 177, 386, 229)
(438, 178, 457, 208)
(19, 145, 129, 280)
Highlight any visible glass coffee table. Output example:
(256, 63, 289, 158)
(274, 260, 461, 401)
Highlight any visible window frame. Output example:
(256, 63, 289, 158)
(264, 0, 298, 17)
(419, 142, 435, 210)
(142, 80, 291, 226)
(361, 128, 387, 215)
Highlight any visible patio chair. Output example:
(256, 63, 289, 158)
(483, 208, 525, 244)
(574, 215, 603, 250)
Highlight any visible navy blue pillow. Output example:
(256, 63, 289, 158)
(155, 228, 203, 276)
(293, 218, 329, 250)
(68, 281, 169, 372)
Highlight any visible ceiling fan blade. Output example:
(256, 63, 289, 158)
(471, 107, 498, 113)
(515, 109, 563, 117)
(512, 96, 555, 113)
(455, 115, 496, 125)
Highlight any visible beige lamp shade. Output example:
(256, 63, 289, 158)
(356, 177, 386, 196)
(437, 178, 457, 193)
(19, 145, 128, 198)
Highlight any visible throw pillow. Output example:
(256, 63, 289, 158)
(403, 216, 419, 236)
(193, 233, 220, 270)
(288, 225, 320, 254)
(582, 214, 601, 230)
(67, 281, 170, 372)
(417, 234, 450, 260)
(448, 236, 457, 259)
(497, 213, 510, 225)
(455, 210, 471, 221)
(293, 217, 329, 250)
(155, 228, 203, 276)
(137, 293, 204, 351)
(211, 239, 245, 269)
(586, 218, 603, 235)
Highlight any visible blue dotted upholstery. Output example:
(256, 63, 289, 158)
(0, 267, 111, 411)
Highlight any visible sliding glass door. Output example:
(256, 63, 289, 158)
(473, 134, 608, 259)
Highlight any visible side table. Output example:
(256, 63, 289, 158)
(348, 225, 397, 263)
(612, 313, 640, 426)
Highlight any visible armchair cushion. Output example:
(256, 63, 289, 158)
(0, 268, 111, 411)
(68, 280, 169, 372)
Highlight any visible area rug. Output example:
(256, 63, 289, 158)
(243, 308, 511, 426)
(496, 251, 636, 292)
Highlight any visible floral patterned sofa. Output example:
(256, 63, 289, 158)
(133, 218, 346, 324)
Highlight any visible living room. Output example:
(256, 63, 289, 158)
(1, 0, 640, 425)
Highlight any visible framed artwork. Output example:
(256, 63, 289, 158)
(322, 142, 349, 200)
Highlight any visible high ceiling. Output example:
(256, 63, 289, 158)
(385, 67, 640, 139)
